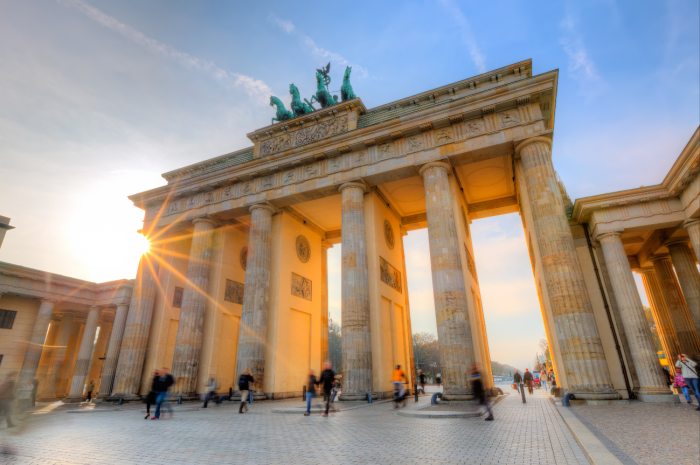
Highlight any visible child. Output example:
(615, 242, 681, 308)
(673, 368, 691, 403)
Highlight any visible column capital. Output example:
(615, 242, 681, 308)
(40, 297, 57, 304)
(596, 231, 623, 243)
(638, 267, 656, 275)
(338, 181, 368, 195)
(321, 240, 333, 250)
(682, 219, 700, 230)
(191, 217, 218, 228)
(248, 203, 275, 215)
(650, 254, 671, 263)
(418, 161, 451, 177)
(514, 136, 552, 156)
(664, 238, 690, 249)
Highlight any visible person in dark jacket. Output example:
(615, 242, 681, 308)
(145, 370, 159, 419)
(31, 378, 39, 407)
(238, 369, 254, 414)
(418, 370, 427, 393)
(319, 362, 336, 417)
(470, 366, 493, 421)
(523, 369, 534, 394)
(513, 370, 522, 394)
(304, 370, 319, 416)
(152, 367, 175, 420)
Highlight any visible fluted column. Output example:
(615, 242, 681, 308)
(651, 255, 700, 356)
(40, 312, 75, 400)
(419, 162, 474, 400)
(235, 204, 274, 399)
(320, 240, 331, 365)
(65, 306, 101, 402)
(97, 304, 129, 398)
(56, 320, 83, 397)
(18, 299, 56, 387)
(684, 220, 700, 264)
(516, 137, 618, 399)
(665, 239, 700, 339)
(598, 233, 674, 401)
(639, 268, 682, 365)
(171, 217, 217, 399)
(110, 252, 159, 400)
(338, 182, 373, 401)
(35, 318, 60, 388)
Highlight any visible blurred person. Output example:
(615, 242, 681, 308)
(513, 370, 522, 394)
(238, 369, 254, 414)
(145, 370, 159, 419)
(673, 368, 691, 403)
(540, 369, 547, 392)
(319, 362, 336, 417)
(470, 365, 493, 421)
(152, 367, 175, 420)
(0, 373, 17, 428)
(418, 370, 426, 393)
(392, 365, 407, 408)
(203, 377, 218, 408)
(523, 369, 534, 394)
(662, 365, 673, 387)
(675, 354, 699, 410)
(30, 378, 39, 407)
(86, 380, 95, 402)
(304, 369, 319, 416)
(436, 373, 441, 386)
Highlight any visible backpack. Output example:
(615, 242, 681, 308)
(238, 374, 248, 390)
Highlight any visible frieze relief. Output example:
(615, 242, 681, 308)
(327, 155, 345, 172)
(434, 126, 453, 145)
(291, 272, 312, 301)
(260, 115, 348, 157)
(380, 257, 402, 293)
(499, 110, 520, 128)
(203, 191, 215, 204)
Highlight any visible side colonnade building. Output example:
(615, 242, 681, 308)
(2, 59, 698, 404)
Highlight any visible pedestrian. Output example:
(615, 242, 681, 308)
(319, 362, 336, 417)
(86, 379, 95, 402)
(418, 370, 427, 393)
(470, 365, 494, 421)
(152, 367, 175, 419)
(673, 368, 691, 403)
(392, 365, 407, 408)
(203, 377, 218, 408)
(436, 373, 442, 386)
(0, 373, 17, 428)
(662, 365, 673, 387)
(540, 369, 547, 392)
(513, 370, 522, 394)
(523, 369, 534, 394)
(304, 369, 318, 416)
(675, 354, 700, 410)
(145, 370, 159, 419)
(31, 378, 39, 407)
(238, 369, 254, 414)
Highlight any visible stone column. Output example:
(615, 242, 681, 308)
(516, 137, 618, 399)
(639, 269, 682, 365)
(56, 320, 83, 397)
(235, 204, 274, 399)
(18, 299, 56, 387)
(320, 240, 331, 365)
(598, 233, 675, 401)
(665, 239, 700, 339)
(40, 312, 75, 400)
(684, 220, 700, 264)
(651, 255, 700, 356)
(400, 228, 417, 391)
(110, 252, 160, 400)
(65, 306, 101, 402)
(97, 303, 129, 398)
(338, 182, 373, 401)
(419, 162, 474, 400)
(171, 217, 217, 399)
(35, 318, 60, 388)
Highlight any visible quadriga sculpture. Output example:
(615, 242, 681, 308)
(305, 65, 338, 109)
(341, 66, 356, 102)
(270, 96, 294, 125)
(290, 83, 315, 117)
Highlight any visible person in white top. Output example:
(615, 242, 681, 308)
(675, 354, 699, 410)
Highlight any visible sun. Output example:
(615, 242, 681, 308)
(135, 235, 151, 256)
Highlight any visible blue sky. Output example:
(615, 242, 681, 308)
(0, 0, 697, 369)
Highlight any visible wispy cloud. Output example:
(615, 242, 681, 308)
(59, 0, 272, 104)
(437, 0, 486, 73)
(559, 12, 606, 97)
(268, 13, 368, 78)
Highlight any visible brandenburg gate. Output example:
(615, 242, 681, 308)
(8, 58, 697, 404)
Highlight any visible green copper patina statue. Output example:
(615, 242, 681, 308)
(341, 66, 356, 102)
(270, 96, 294, 125)
(305, 62, 338, 109)
(290, 83, 315, 117)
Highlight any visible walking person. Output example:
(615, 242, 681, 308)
(86, 379, 95, 402)
(0, 373, 17, 428)
(152, 367, 175, 420)
(304, 369, 319, 416)
(238, 369, 254, 414)
(319, 362, 336, 417)
(540, 369, 547, 392)
(418, 370, 427, 393)
(436, 373, 442, 386)
(470, 365, 494, 421)
(31, 378, 39, 407)
(523, 369, 534, 395)
(673, 368, 691, 403)
(145, 370, 159, 419)
(203, 377, 218, 408)
(513, 370, 522, 394)
(392, 365, 407, 407)
(675, 354, 700, 410)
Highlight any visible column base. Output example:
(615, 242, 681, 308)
(37, 396, 61, 403)
(105, 394, 142, 403)
(441, 393, 475, 401)
(62, 396, 87, 404)
(636, 391, 679, 403)
(169, 392, 200, 402)
(338, 392, 373, 401)
(568, 389, 621, 401)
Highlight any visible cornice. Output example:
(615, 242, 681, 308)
(570, 185, 671, 224)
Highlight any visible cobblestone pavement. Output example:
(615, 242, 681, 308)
(571, 400, 700, 465)
(0, 389, 589, 465)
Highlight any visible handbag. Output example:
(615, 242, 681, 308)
(512, 383, 517, 390)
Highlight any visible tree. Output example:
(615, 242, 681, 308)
(329, 321, 342, 373)
(539, 337, 552, 369)
(413, 332, 441, 380)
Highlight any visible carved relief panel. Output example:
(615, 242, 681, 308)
(260, 115, 348, 157)
(291, 272, 312, 301)
(380, 257, 402, 293)
(434, 126, 454, 145)
(296, 235, 311, 263)
(224, 279, 244, 304)
(498, 110, 520, 128)
(384, 220, 395, 250)
(464, 245, 478, 282)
